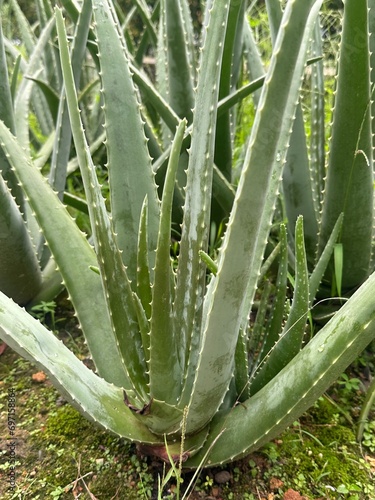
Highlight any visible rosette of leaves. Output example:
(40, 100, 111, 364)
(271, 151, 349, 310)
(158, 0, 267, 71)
(0, 0, 375, 468)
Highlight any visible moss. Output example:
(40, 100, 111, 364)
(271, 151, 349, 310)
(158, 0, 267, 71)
(24, 404, 153, 498)
(43, 405, 93, 444)
(272, 425, 370, 497)
(316, 424, 356, 446)
(306, 396, 338, 424)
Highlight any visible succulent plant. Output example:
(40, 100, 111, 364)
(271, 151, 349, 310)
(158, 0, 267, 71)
(0, 0, 374, 468)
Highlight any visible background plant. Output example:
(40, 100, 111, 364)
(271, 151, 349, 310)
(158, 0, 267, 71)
(0, 0, 98, 306)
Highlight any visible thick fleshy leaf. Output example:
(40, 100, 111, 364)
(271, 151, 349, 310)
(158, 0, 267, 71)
(92, 0, 160, 284)
(0, 292, 160, 445)
(149, 120, 186, 406)
(250, 217, 309, 395)
(174, 0, 231, 408)
(319, 0, 373, 289)
(56, 8, 148, 404)
(186, 266, 375, 467)
(184, 0, 323, 433)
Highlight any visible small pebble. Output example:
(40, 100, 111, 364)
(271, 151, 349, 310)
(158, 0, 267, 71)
(214, 470, 231, 484)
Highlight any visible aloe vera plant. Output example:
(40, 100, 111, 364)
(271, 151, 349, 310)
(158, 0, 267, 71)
(281, 0, 374, 293)
(0, 0, 375, 469)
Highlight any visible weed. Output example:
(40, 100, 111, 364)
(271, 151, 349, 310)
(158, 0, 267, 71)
(30, 301, 59, 332)
(361, 421, 375, 453)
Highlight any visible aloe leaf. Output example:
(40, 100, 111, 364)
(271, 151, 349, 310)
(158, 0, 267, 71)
(16, 67, 45, 154)
(319, 0, 373, 289)
(180, 0, 197, 81)
(258, 241, 280, 283)
(258, 224, 288, 362)
(130, 63, 180, 133)
(26, 77, 59, 122)
(14, 17, 55, 153)
(50, 0, 93, 200)
(8, 0, 36, 56)
(137, 198, 152, 322)
(250, 216, 309, 395)
(214, 0, 245, 181)
(156, 0, 194, 193)
(242, 17, 265, 106)
(1, 47, 44, 255)
(253, 281, 273, 337)
(0, 22, 15, 134)
(174, 0, 231, 405)
(56, 8, 149, 403)
(155, 0, 193, 203)
(149, 120, 186, 406)
(186, 0, 323, 433)
(283, 106, 319, 264)
(0, 19, 23, 210)
(10, 54, 21, 104)
(35, 0, 61, 91)
(133, 292, 150, 368)
(0, 20, 44, 287)
(59, 0, 98, 68)
(133, 1, 159, 66)
(280, 217, 309, 342)
(0, 292, 161, 445)
(234, 328, 250, 402)
(265, 0, 283, 39)
(34, 129, 56, 171)
(0, 120, 129, 390)
(334, 243, 344, 297)
(92, 0, 160, 285)
(212, 164, 236, 222)
(164, 0, 195, 123)
(218, 75, 265, 116)
(143, 111, 164, 162)
(186, 268, 375, 467)
(248, 279, 272, 369)
(309, 213, 343, 303)
(0, 175, 42, 305)
(267, 0, 319, 264)
(236, 23, 323, 339)
(132, 0, 158, 48)
(155, 1, 169, 142)
(309, 19, 325, 215)
(199, 250, 218, 276)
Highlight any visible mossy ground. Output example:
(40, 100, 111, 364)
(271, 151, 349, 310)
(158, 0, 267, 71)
(0, 302, 374, 500)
